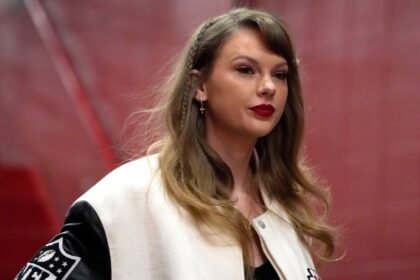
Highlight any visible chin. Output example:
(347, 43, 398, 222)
(255, 130, 273, 138)
(247, 126, 276, 138)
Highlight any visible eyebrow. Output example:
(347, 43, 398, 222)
(230, 55, 288, 68)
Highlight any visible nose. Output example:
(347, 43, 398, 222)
(257, 75, 276, 97)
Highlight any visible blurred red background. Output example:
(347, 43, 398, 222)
(1, 0, 419, 279)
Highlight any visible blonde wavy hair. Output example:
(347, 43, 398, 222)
(144, 7, 335, 274)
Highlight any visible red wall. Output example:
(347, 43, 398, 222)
(262, 0, 420, 278)
(1, 0, 419, 278)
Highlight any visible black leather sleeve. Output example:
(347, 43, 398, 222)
(15, 201, 111, 280)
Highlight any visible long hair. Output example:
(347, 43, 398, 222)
(146, 7, 335, 272)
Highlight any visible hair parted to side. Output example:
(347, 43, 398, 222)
(145, 7, 336, 273)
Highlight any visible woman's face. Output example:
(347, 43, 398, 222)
(195, 27, 288, 142)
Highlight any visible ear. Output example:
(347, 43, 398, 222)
(190, 69, 207, 102)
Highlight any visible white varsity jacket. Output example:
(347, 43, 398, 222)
(15, 154, 321, 280)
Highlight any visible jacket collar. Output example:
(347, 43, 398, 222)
(260, 186, 292, 224)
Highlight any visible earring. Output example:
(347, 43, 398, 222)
(199, 98, 205, 115)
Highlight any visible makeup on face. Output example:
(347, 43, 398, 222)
(249, 104, 275, 117)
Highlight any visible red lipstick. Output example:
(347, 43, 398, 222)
(249, 104, 275, 117)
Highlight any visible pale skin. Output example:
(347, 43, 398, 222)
(192, 27, 289, 266)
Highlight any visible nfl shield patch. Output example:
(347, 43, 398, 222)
(15, 237, 81, 280)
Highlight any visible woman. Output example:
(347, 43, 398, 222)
(16, 7, 335, 280)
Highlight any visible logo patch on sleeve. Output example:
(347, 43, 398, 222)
(15, 237, 81, 280)
(306, 268, 321, 280)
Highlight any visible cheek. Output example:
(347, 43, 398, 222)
(278, 87, 288, 107)
(279, 85, 289, 106)
(205, 74, 239, 104)
(281, 94, 288, 109)
(274, 93, 288, 121)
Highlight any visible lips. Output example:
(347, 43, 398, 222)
(249, 104, 275, 117)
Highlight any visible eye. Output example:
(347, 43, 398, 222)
(273, 71, 288, 80)
(236, 65, 255, 75)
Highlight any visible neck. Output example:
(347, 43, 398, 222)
(205, 124, 256, 195)
(204, 123, 265, 220)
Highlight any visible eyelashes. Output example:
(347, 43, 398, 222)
(235, 65, 288, 80)
(236, 65, 255, 74)
(273, 72, 288, 80)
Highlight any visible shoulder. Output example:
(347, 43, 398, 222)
(76, 154, 162, 211)
(16, 201, 112, 280)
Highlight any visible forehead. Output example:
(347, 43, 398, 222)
(216, 27, 287, 65)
